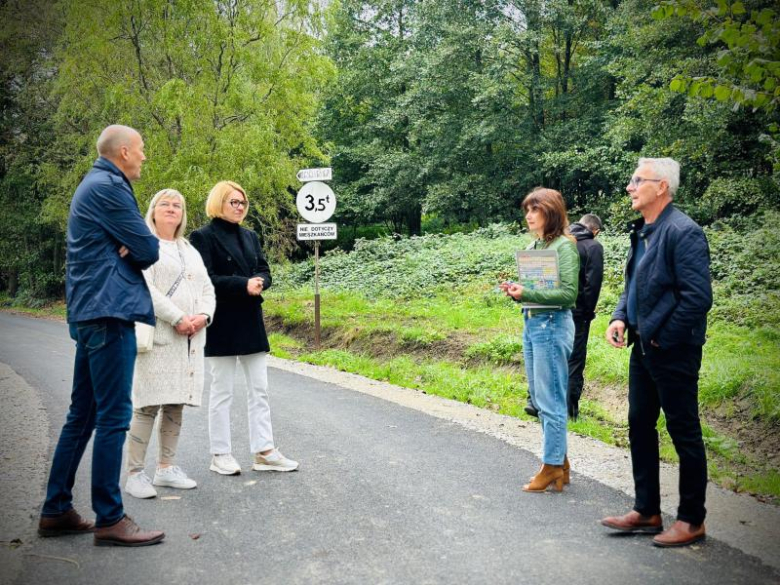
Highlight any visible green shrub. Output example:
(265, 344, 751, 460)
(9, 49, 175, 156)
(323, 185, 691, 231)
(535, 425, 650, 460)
(700, 177, 779, 221)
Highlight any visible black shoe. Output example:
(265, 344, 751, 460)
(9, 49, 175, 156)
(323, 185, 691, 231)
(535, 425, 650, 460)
(524, 401, 539, 417)
(568, 401, 579, 421)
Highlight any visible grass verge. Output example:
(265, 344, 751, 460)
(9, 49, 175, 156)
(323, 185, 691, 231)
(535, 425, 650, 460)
(265, 285, 780, 503)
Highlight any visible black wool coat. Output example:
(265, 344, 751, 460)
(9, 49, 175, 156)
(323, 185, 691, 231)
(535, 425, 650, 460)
(190, 218, 272, 357)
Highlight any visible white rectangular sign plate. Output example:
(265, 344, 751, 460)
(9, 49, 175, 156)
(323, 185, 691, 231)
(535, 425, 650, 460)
(297, 222, 338, 241)
(297, 167, 332, 182)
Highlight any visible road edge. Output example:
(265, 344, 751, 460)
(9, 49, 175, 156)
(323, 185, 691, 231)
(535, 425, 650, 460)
(0, 363, 50, 585)
(268, 355, 780, 574)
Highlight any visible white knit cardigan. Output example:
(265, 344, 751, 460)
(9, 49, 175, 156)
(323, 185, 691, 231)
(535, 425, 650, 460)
(132, 238, 216, 409)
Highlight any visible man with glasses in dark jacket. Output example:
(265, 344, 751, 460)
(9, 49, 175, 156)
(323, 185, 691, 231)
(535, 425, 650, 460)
(601, 157, 712, 548)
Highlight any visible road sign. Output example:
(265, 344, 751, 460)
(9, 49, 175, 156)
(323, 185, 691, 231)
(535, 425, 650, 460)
(297, 167, 332, 182)
(297, 223, 337, 241)
(296, 181, 336, 223)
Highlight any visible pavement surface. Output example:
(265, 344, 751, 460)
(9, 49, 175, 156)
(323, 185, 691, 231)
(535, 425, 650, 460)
(0, 312, 778, 585)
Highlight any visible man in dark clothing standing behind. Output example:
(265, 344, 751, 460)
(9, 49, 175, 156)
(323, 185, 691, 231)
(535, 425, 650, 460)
(601, 157, 712, 548)
(524, 214, 603, 420)
(38, 125, 165, 547)
(567, 214, 604, 420)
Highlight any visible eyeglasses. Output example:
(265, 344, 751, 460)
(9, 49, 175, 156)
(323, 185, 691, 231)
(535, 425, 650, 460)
(228, 199, 248, 209)
(628, 177, 662, 187)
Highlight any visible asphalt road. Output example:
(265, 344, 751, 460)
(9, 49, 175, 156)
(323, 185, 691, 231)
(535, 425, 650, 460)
(0, 312, 777, 584)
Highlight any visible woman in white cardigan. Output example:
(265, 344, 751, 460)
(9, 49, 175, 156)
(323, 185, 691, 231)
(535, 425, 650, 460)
(125, 189, 216, 499)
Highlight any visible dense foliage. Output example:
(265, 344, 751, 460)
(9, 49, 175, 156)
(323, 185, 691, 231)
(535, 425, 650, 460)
(1, 0, 779, 300)
(1, 0, 330, 297)
(275, 211, 780, 328)
(319, 0, 779, 237)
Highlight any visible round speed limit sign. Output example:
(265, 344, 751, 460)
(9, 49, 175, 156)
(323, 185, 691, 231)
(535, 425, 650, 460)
(296, 181, 336, 223)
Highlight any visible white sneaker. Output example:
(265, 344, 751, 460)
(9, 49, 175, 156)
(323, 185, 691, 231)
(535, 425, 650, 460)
(125, 471, 157, 499)
(252, 449, 299, 472)
(210, 453, 241, 475)
(153, 465, 197, 489)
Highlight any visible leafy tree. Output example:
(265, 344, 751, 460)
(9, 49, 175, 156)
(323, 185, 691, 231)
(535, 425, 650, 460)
(602, 0, 776, 217)
(654, 0, 780, 172)
(0, 0, 65, 298)
(29, 0, 331, 260)
(405, 0, 527, 224)
(319, 0, 425, 235)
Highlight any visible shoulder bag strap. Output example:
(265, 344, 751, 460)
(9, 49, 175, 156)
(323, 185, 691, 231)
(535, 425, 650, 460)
(164, 242, 187, 298)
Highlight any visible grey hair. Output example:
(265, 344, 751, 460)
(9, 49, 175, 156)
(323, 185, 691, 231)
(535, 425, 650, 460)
(96, 125, 139, 158)
(145, 189, 188, 240)
(579, 213, 603, 232)
(638, 157, 680, 197)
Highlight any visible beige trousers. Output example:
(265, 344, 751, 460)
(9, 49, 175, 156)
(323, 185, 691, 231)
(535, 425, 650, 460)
(126, 404, 184, 473)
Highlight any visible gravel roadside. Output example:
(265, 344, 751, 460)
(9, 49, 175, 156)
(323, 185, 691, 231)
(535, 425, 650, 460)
(267, 355, 780, 573)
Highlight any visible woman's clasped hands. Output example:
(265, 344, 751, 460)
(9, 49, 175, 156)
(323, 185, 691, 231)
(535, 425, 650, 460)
(174, 314, 208, 337)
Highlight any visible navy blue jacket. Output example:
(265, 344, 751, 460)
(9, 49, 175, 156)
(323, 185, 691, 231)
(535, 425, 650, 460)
(612, 204, 712, 348)
(66, 157, 159, 325)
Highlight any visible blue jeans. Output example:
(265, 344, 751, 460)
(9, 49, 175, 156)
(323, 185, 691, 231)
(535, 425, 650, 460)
(523, 309, 574, 465)
(41, 318, 136, 527)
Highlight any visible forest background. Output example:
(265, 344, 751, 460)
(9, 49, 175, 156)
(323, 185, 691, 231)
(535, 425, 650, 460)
(1, 0, 779, 498)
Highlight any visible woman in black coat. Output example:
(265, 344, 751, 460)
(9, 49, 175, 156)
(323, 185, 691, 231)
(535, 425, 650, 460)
(190, 180, 298, 476)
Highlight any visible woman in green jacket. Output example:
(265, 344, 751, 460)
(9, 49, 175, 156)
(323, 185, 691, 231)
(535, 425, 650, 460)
(500, 188, 578, 492)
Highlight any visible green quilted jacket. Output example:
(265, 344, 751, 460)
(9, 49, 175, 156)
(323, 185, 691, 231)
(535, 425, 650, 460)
(520, 235, 579, 309)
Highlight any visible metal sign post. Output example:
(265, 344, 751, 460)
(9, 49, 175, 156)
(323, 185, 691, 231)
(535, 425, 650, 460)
(314, 241, 320, 348)
(295, 168, 335, 350)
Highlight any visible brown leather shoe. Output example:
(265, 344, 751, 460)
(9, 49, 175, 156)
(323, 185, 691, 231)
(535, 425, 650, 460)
(94, 515, 164, 547)
(652, 520, 705, 547)
(38, 509, 95, 537)
(601, 510, 663, 534)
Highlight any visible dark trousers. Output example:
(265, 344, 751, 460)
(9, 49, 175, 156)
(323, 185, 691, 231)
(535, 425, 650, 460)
(628, 342, 707, 525)
(567, 317, 591, 418)
(41, 318, 136, 527)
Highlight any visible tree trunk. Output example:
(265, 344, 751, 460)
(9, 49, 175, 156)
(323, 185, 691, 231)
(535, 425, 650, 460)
(525, 3, 544, 133)
(563, 31, 572, 95)
(406, 204, 422, 236)
(8, 271, 18, 297)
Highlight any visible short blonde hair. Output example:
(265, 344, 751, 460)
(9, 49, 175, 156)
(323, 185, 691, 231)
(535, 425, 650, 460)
(145, 189, 188, 240)
(205, 181, 248, 220)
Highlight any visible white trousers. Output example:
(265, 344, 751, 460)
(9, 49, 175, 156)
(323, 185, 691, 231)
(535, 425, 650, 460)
(206, 352, 274, 455)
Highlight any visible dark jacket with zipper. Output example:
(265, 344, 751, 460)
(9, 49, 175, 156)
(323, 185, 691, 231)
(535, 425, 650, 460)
(190, 218, 272, 357)
(612, 204, 712, 348)
(569, 222, 604, 321)
(66, 157, 159, 325)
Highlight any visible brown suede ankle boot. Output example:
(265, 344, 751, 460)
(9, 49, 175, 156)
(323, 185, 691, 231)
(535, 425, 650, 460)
(523, 464, 565, 492)
(530, 457, 570, 484)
